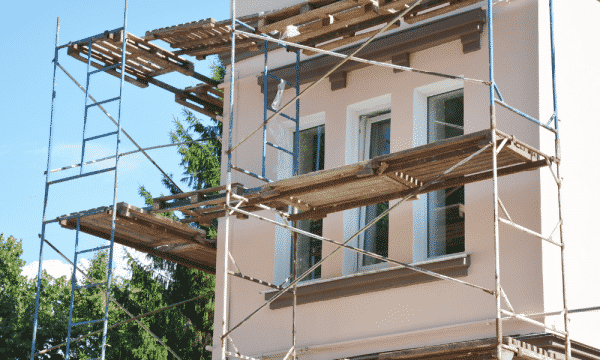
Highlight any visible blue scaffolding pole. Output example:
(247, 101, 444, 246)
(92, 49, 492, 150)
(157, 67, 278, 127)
(30, 1, 129, 359)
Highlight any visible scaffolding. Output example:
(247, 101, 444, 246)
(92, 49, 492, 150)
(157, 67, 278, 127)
(29, 0, 600, 359)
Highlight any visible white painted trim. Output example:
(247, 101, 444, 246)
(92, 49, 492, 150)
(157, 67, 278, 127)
(412, 78, 464, 262)
(273, 111, 326, 285)
(343, 94, 391, 275)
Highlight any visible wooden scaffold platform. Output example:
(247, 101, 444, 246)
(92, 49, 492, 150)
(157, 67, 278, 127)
(151, 129, 551, 223)
(58, 203, 217, 274)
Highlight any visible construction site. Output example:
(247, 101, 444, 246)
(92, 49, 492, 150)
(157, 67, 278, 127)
(29, 0, 600, 360)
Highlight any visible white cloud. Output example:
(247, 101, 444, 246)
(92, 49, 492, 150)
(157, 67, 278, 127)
(22, 259, 90, 281)
(22, 244, 172, 285)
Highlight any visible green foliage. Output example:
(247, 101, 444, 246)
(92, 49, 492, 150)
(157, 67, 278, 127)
(209, 57, 226, 82)
(0, 234, 32, 358)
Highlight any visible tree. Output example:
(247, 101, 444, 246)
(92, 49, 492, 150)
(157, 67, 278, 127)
(0, 234, 31, 358)
(127, 56, 224, 359)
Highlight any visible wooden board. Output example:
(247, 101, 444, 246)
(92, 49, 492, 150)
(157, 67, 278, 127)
(67, 30, 196, 88)
(144, 0, 483, 59)
(58, 202, 217, 274)
(155, 130, 551, 223)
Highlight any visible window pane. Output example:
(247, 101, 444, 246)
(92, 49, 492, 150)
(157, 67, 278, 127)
(427, 90, 465, 258)
(362, 119, 390, 267)
(294, 125, 324, 280)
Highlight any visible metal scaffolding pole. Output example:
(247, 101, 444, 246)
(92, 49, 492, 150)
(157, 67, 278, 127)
(549, 0, 571, 358)
(29, 16, 60, 360)
(486, 0, 503, 358)
(221, 1, 236, 360)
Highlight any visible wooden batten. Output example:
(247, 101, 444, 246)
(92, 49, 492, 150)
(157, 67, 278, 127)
(58, 203, 217, 274)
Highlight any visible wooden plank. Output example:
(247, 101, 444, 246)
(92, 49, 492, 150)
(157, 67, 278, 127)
(285, 0, 413, 45)
(404, 0, 481, 24)
(145, 17, 218, 39)
(303, 21, 400, 55)
(175, 95, 223, 120)
(258, 0, 373, 35)
(177, 38, 259, 57)
(67, 47, 149, 88)
(289, 160, 547, 221)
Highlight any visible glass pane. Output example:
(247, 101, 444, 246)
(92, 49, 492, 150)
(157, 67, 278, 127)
(362, 119, 390, 267)
(294, 125, 324, 280)
(427, 90, 465, 258)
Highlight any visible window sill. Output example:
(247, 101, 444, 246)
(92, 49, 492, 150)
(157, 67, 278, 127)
(263, 253, 470, 310)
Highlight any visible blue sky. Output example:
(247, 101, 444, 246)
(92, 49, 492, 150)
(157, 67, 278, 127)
(1, 0, 230, 277)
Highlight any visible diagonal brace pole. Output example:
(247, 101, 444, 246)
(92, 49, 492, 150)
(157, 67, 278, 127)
(221, 143, 493, 339)
(57, 63, 185, 194)
(35, 290, 214, 357)
(42, 238, 184, 360)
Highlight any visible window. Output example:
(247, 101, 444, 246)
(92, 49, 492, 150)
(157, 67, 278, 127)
(294, 125, 325, 280)
(426, 89, 465, 257)
(358, 112, 391, 271)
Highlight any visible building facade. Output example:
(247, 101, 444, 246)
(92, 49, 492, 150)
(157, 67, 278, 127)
(212, 1, 600, 359)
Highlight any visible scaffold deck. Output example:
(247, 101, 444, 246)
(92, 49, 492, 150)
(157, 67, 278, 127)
(58, 202, 217, 274)
(152, 129, 551, 223)
(67, 30, 196, 87)
(144, 0, 482, 58)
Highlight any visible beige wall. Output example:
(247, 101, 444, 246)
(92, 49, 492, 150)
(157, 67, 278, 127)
(210, 1, 600, 358)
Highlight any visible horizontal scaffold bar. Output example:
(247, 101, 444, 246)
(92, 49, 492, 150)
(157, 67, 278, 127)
(47, 139, 215, 174)
(500, 309, 567, 336)
(47, 167, 115, 185)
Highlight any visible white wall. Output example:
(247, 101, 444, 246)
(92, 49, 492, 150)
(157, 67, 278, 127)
(538, 0, 600, 349)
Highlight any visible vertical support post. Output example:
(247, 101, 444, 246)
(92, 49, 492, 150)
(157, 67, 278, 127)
(294, 50, 301, 177)
(221, 1, 236, 360)
(100, 1, 128, 358)
(80, 39, 94, 175)
(292, 219, 298, 360)
(487, 0, 502, 357)
(30, 17, 60, 360)
(65, 217, 81, 359)
(549, 1, 570, 358)
(262, 40, 268, 178)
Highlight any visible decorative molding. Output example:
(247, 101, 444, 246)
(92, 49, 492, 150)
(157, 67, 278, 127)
(329, 71, 348, 91)
(264, 254, 470, 309)
(258, 8, 486, 97)
(392, 52, 410, 73)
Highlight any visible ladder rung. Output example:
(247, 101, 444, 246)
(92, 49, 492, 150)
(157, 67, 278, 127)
(84, 131, 119, 142)
(89, 62, 122, 75)
(77, 245, 112, 255)
(86, 96, 121, 108)
(266, 142, 294, 156)
(72, 318, 104, 327)
(47, 167, 116, 185)
(76, 281, 107, 290)
(267, 107, 297, 122)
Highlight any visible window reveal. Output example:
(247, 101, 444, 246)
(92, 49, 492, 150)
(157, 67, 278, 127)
(427, 89, 465, 258)
(359, 115, 391, 270)
(294, 125, 325, 280)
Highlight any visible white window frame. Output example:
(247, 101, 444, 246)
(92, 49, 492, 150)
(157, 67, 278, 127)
(412, 78, 465, 263)
(273, 112, 326, 285)
(356, 113, 392, 273)
(342, 93, 391, 275)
